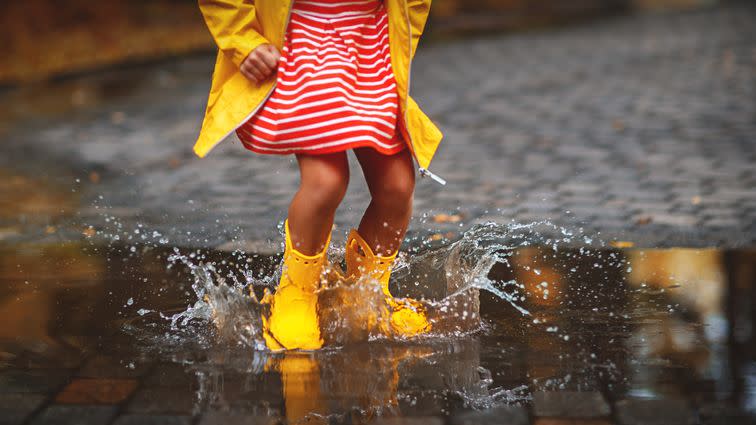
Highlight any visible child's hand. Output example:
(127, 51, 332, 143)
(240, 44, 281, 84)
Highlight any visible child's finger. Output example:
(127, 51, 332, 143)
(249, 59, 272, 80)
(260, 47, 280, 70)
(271, 46, 282, 63)
(240, 68, 257, 83)
(260, 53, 278, 72)
(241, 62, 262, 82)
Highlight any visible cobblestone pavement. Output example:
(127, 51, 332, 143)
(2, 3, 755, 249)
(0, 376, 725, 425)
(1, 359, 733, 425)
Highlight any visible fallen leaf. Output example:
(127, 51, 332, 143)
(432, 213, 463, 223)
(691, 196, 701, 205)
(89, 171, 100, 184)
(635, 216, 653, 226)
(610, 241, 635, 248)
(82, 226, 96, 237)
(45, 225, 57, 234)
(71, 89, 89, 107)
(110, 111, 125, 124)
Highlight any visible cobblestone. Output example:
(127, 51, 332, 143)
(111, 415, 193, 425)
(0, 370, 70, 394)
(0, 393, 46, 425)
(532, 391, 611, 419)
(698, 403, 754, 425)
(140, 363, 196, 389)
(2, 3, 755, 249)
(54, 378, 137, 405)
(197, 412, 279, 425)
(534, 420, 612, 425)
(449, 406, 529, 425)
(28, 405, 117, 425)
(615, 398, 695, 425)
(631, 212, 699, 227)
(125, 388, 197, 415)
(76, 355, 152, 379)
(370, 418, 444, 425)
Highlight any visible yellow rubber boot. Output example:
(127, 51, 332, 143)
(345, 229, 431, 337)
(261, 219, 328, 351)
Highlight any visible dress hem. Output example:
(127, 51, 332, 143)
(239, 139, 407, 156)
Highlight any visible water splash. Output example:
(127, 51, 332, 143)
(148, 218, 624, 351)
(458, 366, 531, 409)
(86, 192, 626, 344)
(165, 247, 270, 351)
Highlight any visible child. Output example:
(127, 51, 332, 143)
(196, 0, 444, 350)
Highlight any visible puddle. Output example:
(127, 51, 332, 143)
(0, 222, 754, 423)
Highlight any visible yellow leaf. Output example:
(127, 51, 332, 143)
(432, 213, 463, 223)
(610, 241, 635, 248)
(82, 226, 96, 238)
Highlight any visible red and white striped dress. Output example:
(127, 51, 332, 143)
(235, 0, 406, 156)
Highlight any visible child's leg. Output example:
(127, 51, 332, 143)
(288, 152, 350, 255)
(353, 147, 416, 256)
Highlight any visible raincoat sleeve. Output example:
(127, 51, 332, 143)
(407, 0, 432, 59)
(198, 0, 271, 68)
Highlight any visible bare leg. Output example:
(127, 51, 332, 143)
(353, 147, 416, 256)
(288, 152, 349, 255)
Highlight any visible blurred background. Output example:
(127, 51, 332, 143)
(0, 0, 753, 248)
(0, 0, 720, 85)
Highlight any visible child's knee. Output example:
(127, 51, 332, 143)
(373, 172, 414, 208)
(302, 167, 349, 211)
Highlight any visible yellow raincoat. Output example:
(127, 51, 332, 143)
(195, 0, 445, 184)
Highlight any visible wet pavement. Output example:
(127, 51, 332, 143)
(1, 3, 755, 250)
(0, 239, 754, 424)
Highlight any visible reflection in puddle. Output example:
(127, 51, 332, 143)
(0, 224, 754, 423)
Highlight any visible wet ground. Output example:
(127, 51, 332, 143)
(1, 230, 754, 424)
